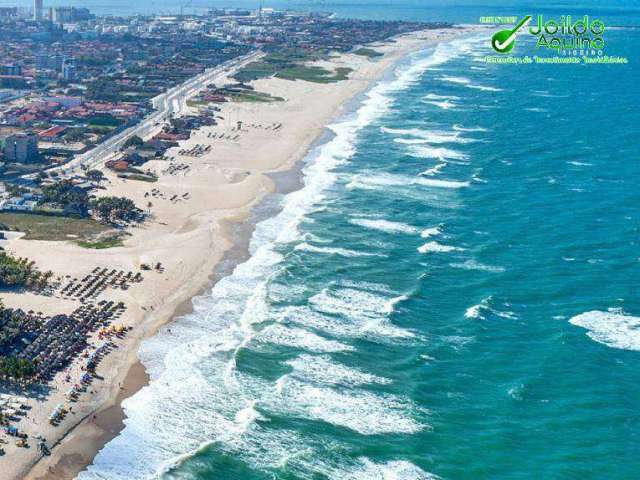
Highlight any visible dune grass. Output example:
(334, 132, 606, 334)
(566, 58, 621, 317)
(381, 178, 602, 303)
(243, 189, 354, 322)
(234, 51, 353, 84)
(354, 47, 384, 58)
(76, 236, 124, 249)
(230, 91, 284, 102)
(0, 212, 110, 241)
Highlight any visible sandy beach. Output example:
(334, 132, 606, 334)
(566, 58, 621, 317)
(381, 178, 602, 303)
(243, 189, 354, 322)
(0, 26, 476, 480)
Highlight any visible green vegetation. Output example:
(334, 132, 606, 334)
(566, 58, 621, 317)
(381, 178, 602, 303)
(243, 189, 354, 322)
(118, 173, 158, 183)
(77, 236, 124, 249)
(88, 115, 121, 128)
(230, 91, 284, 103)
(63, 128, 89, 143)
(0, 356, 36, 382)
(354, 47, 384, 58)
(233, 61, 279, 83)
(265, 49, 329, 63)
(0, 212, 110, 241)
(6, 184, 29, 196)
(90, 196, 142, 224)
(186, 99, 208, 107)
(234, 52, 353, 84)
(0, 300, 39, 381)
(77, 54, 111, 67)
(331, 67, 353, 82)
(90, 125, 117, 135)
(123, 135, 144, 149)
(41, 179, 89, 216)
(86, 169, 105, 182)
(86, 78, 122, 102)
(0, 252, 52, 289)
(35, 172, 47, 185)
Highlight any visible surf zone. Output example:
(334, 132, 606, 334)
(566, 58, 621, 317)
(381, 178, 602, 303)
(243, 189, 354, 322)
(529, 15, 605, 53)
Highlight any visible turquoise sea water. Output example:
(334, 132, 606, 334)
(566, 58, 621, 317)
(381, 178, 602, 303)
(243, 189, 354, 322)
(76, 6, 640, 480)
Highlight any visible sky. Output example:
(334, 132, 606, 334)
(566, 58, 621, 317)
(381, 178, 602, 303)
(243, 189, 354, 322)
(2, 0, 639, 24)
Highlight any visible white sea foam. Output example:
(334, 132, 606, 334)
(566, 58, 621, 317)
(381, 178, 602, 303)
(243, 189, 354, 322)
(417, 241, 463, 254)
(257, 324, 355, 352)
(425, 99, 459, 109)
(424, 93, 460, 100)
(382, 126, 475, 144)
(339, 279, 395, 294)
(78, 36, 473, 480)
(421, 226, 442, 238)
(275, 377, 426, 435)
(286, 354, 392, 387)
(294, 242, 384, 257)
(420, 162, 447, 176)
(349, 218, 419, 235)
(464, 296, 518, 320)
(337, 459, 441, 480)
(442, 335, 475, 351)
(422, 93, 460, 109)
(450, 259, 505, 273)
(466, 84, 503, 92)
(305, 287, 416, 340)
(283, 305, 414, 342)
(311, 287, 401, 321)
(532, 90, 570, 98)
(348, 172, 469, 190)
(465, 304, 482, 319)
(408, 145, 469, 161)
(569, 310, 640, 351)
(439, 75, 502, 92)
(386, 294, 410, 313)
(439, 75, 471, 84)
(301, 231, 332, 243)
(453, 124, 487, 132)
(395, 137, 430, 145)
(416, 176, 470, 188)
(507, 384, 524, 401)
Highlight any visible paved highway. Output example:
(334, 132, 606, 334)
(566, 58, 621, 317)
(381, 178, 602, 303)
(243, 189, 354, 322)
(49, 51, 261, 176)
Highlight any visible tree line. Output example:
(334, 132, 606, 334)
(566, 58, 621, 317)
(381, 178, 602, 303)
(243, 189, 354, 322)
(0, 252, 52, 290)
(40, 180, 143, 225)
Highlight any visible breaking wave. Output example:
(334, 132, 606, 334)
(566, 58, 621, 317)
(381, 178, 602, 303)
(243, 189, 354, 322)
(78, 35, 474, 480)
(569, 310, 640, 351)
(418, 241, 463, 254)
(349, 217, 420, 235)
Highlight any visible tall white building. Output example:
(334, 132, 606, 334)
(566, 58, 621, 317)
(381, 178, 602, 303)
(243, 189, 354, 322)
(33, 0, 43, 21)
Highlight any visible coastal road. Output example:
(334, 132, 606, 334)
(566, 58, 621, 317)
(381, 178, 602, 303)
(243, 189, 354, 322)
(47, 51, 262, 176)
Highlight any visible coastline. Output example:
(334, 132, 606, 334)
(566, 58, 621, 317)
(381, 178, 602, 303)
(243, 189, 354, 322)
(2, 26, 479, 480)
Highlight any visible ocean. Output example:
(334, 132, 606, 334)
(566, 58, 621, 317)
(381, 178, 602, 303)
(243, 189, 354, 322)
(76, 3, 640, 480)
(4, 0, 640, 24)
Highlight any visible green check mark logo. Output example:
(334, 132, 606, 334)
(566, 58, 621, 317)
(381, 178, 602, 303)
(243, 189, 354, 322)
(491, 15, 532, 53)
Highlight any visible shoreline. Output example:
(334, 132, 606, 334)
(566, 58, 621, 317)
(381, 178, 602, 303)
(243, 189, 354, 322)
(10, 26, 479, 480)
(26, 165, 306, 480)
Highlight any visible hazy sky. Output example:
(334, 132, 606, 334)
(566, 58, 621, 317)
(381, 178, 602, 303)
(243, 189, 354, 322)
(2, 0, 638, 24)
